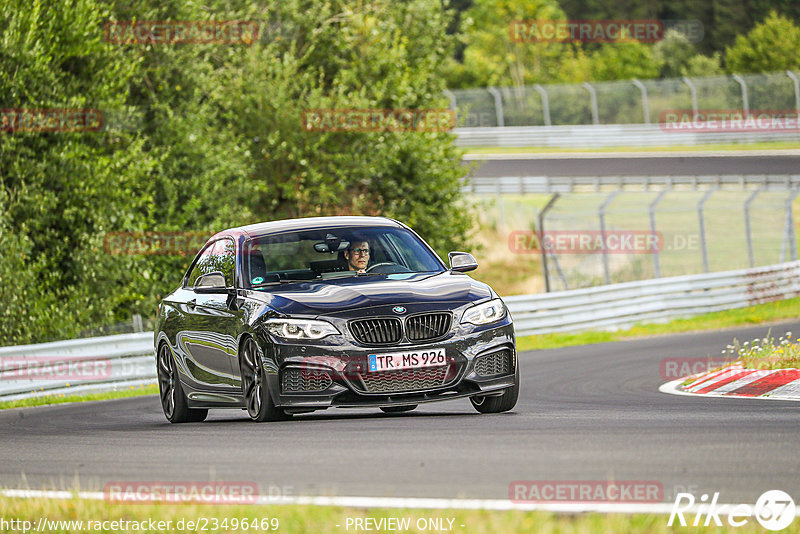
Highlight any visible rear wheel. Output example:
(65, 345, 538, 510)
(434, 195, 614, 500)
(470, 366, 519, 414)
(157, 343, 208, 423)
(380, 405, 418, 414)
(240, 338, 291, 422)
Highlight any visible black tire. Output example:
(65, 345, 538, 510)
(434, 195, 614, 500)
(240, 338, 291, 422)
(157, 343, 208, 423)
(380, 405, 418, 413)
(470, 366, 519, 414)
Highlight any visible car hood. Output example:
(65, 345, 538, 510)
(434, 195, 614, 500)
(248, 272, 493, 317)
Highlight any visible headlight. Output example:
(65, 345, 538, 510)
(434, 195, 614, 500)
(264, 318, 339, 340)
(461, 298, 507, 325)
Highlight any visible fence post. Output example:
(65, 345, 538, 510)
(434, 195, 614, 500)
(487, 87, 505, 127)
(649, 188, 670, 277)
(780, 189, 800, 262)
(539, 193, 560, 292)
(533, 84, 551, 126)
(496, 180, 505, 229)
(443, 89, 457, 111)
(632, 79, 650, 124)
(598, 190, 621, 284)
(697, 187, 717, 273)
(732, 74, 749, 116)
(582, 82, 599, 125)
(682, 76, 698, 116)
(744, 188, 762, 267)
(787, 71, 800, 118)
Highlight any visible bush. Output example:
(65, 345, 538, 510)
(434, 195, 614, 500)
(0, 0, 474, 345)
(725, 11, 800, 73)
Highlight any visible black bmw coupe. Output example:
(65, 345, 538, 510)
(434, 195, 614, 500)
(155, 216, 518, 422)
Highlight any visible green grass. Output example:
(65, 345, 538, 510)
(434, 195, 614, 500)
(0, 383, 158, 410)
(517, 296, 800, 352)
(464, 140, 800, 155)
(724, 329, 800, 371)
(1, 495, 796, 534)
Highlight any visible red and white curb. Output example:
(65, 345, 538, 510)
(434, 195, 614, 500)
(660, 364, 800, 401)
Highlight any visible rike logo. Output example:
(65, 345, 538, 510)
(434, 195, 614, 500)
(669, 490, 796, 530)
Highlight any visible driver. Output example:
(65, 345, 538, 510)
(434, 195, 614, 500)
(343, 238, 370, 273)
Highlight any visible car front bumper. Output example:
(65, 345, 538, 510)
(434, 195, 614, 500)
(260, 320, 517, 410)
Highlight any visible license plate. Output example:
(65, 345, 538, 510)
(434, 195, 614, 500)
(368, 348, 446, 372)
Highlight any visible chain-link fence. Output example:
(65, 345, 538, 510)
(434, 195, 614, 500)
(479, 189, 798, 292)
(448, 71, 800, 127)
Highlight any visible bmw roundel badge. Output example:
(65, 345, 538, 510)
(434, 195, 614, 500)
(392, 306, 406, 314)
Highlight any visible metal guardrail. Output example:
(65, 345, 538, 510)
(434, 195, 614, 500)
(505, 260, 800, 336)
(0, 332, 155, 401)
(463, 174, 800, 194)
(454, 124, 800, 148)
(1, 260, 799, 400)
(447, 71, 800, 129)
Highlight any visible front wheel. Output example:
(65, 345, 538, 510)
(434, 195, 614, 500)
(470, 366, 519, 414)
(240, 338, 291, 422)
(157, 343, 208, 423)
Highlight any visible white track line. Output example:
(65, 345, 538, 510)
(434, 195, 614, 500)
(0, 488, 713, 515)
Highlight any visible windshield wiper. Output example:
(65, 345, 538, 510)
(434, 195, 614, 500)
(251, 278, 319, 288)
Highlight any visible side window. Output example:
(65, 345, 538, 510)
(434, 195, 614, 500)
(186, 242, 216, 288)
(186, 239, 236, 288)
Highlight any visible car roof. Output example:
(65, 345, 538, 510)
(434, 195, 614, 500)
(211, 216, 405, 241)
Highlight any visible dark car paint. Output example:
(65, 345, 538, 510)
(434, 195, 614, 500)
(155, 217, 517, 413)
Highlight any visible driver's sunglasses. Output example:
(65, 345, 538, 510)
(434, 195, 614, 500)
(350, 248, 370, 256)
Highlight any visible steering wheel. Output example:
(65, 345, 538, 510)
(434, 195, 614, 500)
(365, 262, 398, 273)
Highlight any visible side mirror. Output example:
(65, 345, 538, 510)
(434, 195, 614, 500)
(194, 271, 229, 293)
(448, 251, 478, 272)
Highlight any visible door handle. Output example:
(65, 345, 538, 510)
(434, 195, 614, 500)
(187, 299, 196, 309)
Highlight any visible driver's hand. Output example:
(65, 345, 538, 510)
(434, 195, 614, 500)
(357, 269, 366, 273)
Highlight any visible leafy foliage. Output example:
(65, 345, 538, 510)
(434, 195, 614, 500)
(0, 0, 473, 345)
(725, 10, 800, 73)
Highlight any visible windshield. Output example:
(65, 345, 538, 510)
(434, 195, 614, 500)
(242, 226, 445, 287)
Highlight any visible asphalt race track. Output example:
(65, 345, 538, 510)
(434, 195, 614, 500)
(466, 153, 800, 177)
(2, 321, 798, 505)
